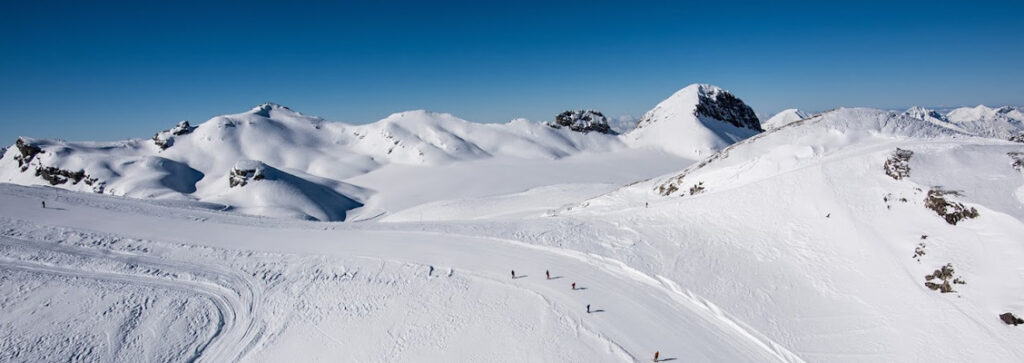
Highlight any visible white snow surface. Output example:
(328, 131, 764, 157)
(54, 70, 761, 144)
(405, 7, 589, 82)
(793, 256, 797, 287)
(3, 86, 1024, 362)
(901, 105, 1024, 140)
(763, 108, 810, 129)
(0, 83, 769, 221)
(625, 84, 762, 159)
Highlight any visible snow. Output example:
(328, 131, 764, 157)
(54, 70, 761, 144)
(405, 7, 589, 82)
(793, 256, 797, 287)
(625, 84, 762, 159)
(763, 108, 810, 129)
(3, 84, 1024, 362)
(0, 184, 795, 362)
(902, 105, 1024, 140)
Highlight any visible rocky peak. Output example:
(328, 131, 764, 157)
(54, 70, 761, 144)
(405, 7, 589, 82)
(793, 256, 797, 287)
(692, 85, 762, 131)
(548, 110, 615, 134)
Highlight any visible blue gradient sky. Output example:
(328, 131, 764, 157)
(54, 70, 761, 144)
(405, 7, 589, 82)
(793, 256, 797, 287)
(1, 0, 1022, 142)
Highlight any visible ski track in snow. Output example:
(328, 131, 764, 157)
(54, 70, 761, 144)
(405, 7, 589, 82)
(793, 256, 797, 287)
(0, 184, 796, 362)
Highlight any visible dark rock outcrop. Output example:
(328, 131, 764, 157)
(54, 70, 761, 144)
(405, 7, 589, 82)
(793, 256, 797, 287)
(1010, 152, 1024, 172)
(924, 263, 965, 293)
(1000, 312, 1024, 326)
(548, 110, 615, 134)
(884, 148, 914, 180)
(14, 138, 43, 171)
(152, 121, 194, 150)
(924, 189, 979, 225)
(229, 162, 266, 187)
(695, 90, 762, 131)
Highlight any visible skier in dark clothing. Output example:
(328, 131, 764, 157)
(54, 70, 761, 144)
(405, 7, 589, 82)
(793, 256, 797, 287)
(546, 270, 550, 280)
(654, 351, 660, 362)
(41, 201, 45, 208)
(511, 270, 515, 279)
(572, 282, 576, 290)
(586, 304, 591, 313)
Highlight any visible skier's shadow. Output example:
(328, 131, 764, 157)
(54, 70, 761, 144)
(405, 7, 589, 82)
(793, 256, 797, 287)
(43, 207, 66, 211)
(548, 276, 563, 280)
(657, 358, 677, 362)
(573, 287, 588, 290)
(591, 309, 605, 313)
(513, 275, 528, 279)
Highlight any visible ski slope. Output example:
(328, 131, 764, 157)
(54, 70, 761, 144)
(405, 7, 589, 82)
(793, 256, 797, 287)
(0, 184, 798, 362)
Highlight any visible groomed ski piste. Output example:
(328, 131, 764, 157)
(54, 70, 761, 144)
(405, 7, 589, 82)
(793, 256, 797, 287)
(0, 184, 798, 362)
(2, 84, 1024, 362)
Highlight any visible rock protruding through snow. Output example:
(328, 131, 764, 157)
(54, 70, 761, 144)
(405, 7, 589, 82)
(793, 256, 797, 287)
(548, 110, 616, 134)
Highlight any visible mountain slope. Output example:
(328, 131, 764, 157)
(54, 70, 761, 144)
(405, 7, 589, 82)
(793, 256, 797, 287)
(763, 108, 810, 129)
(0, 104, 628, 220)
(625, 84, 762, 159)
(553, 107, 1024, 361)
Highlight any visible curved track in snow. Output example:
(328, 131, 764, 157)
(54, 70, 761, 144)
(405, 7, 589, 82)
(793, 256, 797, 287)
(0, 185, 801, 362)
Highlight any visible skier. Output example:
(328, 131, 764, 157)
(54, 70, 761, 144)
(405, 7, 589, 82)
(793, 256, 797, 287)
(546, 270, 550, 280)
(429, 265, 434, 276)
(572, 282, 576, 290)
(586, 304, 591, 313)
(41, 201, 45, 208)
(511, 270, 515, 279)
(654, 351, 660, 362)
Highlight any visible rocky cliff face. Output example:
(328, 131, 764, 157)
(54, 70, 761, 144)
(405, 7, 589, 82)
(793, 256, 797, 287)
(693, 87, 762, 131)
(548, 110, 615, 134)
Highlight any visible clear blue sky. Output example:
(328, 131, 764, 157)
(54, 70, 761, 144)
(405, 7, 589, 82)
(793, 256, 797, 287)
(1, 0, 1022, 142)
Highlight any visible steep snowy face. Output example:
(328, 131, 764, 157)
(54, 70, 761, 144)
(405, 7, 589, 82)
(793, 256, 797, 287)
(762, 108, 810, 129)
(547, 110, 615, 134)
(625, 83, 762, 159)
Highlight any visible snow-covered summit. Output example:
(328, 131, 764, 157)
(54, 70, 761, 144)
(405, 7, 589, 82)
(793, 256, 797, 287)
(762, 108, 810, 129)
(625, 83, 762, 159)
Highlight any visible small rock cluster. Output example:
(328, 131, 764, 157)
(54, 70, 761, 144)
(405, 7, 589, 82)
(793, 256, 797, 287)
(924, 189, 979, 225)
(152, 121, 194, 150)
(229, 163, 266, 187)
(924, 263, 965, 293)
(884, 148, 913, 180)
(1009, 152, 1024, 172)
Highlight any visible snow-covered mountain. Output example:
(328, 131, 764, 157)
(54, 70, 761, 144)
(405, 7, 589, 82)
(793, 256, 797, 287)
(901, 105, 1024, 141)
(625, 84, 763, 159)
(762, 108, 810, 129)
(556, 106, 1024, 361)
(0, 104, 632, 220)
(4, 85, 1024, 362)
(0, 83, 771, 220)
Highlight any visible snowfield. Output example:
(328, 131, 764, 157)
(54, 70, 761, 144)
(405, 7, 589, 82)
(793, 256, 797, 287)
(2, 83, 1024, 362)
